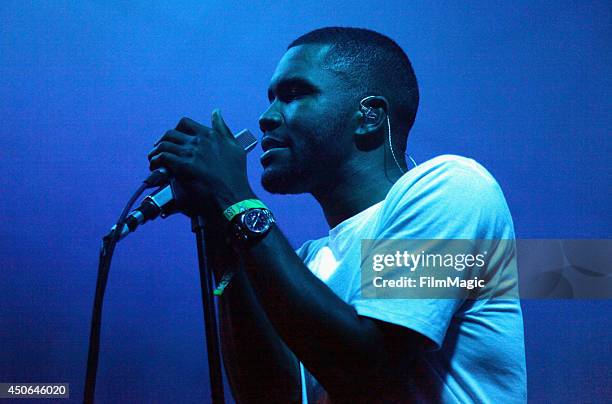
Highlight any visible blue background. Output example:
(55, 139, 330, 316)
(1, 1, 610, 402)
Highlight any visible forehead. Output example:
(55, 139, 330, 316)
(268, 44, 335, 89)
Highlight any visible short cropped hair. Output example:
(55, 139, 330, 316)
(288, 27, 419, 155)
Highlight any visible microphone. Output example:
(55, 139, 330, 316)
(109, 129, 258, 241)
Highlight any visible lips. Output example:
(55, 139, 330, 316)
(261, 136, 289, 152)
(260, 136, 290, 166)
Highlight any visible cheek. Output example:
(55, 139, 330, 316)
(283, 94, 340, 126)
(282, 98, 352, 159)
(282, 102, 317, 130)
(282, 105, 320, 150)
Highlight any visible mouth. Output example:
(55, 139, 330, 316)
(261, 136, 289, 152)
(260, 146, 289, 165)
(260, 136, 290, 165)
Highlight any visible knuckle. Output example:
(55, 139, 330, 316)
(179, 117, 195, 129)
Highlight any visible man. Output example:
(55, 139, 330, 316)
(149, 27, 526, 403)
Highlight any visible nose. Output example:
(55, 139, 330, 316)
(258, 104, 283, 133)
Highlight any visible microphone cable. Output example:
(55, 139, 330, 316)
(83, 180, 150, 403)
(83, 129, 256, 402)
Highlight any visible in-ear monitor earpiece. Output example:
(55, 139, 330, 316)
(359, 95, 406, 174)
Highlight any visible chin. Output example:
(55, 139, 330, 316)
(261, 166, 309, 195)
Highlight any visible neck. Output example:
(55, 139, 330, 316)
(312, 162, 404, 229)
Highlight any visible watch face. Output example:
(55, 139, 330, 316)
(243, 209, 272, 233)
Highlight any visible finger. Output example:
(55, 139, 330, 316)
(154, 129, 191, 147)
(211, 109, 234, 140)
(175, 116, 206, 135)
(149, 151, 183, 173)
(148, 141, 188, 161)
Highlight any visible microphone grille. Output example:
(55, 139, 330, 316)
(234, 129, 258, 153)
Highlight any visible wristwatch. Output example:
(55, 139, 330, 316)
(231, 207, 275, 247)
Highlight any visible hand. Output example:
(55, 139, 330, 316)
(148, 110, 255, 217)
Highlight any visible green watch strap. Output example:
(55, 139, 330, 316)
(222, 199, 269, 222)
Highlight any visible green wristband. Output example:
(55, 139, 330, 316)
(213, 271, 235, 296)
(222, 199, 269, 222)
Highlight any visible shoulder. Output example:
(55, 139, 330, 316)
(395, 154, 501, 196)
(388, 154, 507, 207)
(378, 155, 515, 239)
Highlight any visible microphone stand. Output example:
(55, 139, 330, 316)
(192, 215, 224, 404)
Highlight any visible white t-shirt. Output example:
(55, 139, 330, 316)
(296, 155, 527, 403)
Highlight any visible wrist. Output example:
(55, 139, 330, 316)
(224, 200, 275, 251)
(214, 187, 258, 215)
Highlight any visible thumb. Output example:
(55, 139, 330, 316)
(211, 109, 234, 140)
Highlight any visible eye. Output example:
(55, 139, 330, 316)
(271, 80, 317, 103)
(286, 86, 304, 99)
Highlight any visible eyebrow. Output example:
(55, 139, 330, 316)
(267, 77, 319, 102)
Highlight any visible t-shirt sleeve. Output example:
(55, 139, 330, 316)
(351, 156, 515, 350)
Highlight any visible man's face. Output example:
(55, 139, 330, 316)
(259, 44, 355, 195)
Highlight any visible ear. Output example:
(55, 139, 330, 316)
(354, 96, 389, 149)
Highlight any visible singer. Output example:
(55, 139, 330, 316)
(148, 27, 526, 403)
